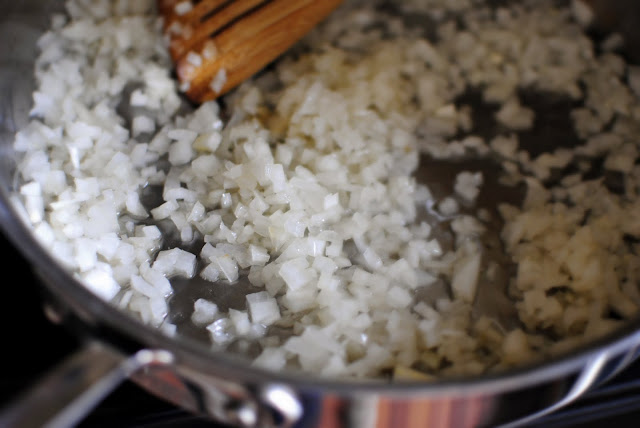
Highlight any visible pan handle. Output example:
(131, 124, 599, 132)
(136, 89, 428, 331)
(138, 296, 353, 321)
(0, 341, 173, 428)
(495, 350, 611, 428)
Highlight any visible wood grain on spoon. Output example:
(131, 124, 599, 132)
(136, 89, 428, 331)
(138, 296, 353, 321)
(159, 0, 344, 104)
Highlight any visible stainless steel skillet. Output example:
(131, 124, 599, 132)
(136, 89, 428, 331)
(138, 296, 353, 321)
(2, 1, 640, 428)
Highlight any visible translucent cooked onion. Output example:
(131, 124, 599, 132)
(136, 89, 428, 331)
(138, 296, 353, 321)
(13, 0, 640, 379)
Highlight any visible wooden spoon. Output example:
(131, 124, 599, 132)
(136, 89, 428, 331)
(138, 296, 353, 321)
(158, 0, 344, 104)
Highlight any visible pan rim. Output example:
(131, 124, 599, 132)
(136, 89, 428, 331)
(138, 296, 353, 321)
(2, 187, 640, 399)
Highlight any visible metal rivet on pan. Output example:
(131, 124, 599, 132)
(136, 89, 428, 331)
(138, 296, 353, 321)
(261, 384, 303, 428)
(225, 400, 258, 427)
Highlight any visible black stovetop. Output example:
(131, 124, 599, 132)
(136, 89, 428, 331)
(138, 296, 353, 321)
(2, 229, 640, 428)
